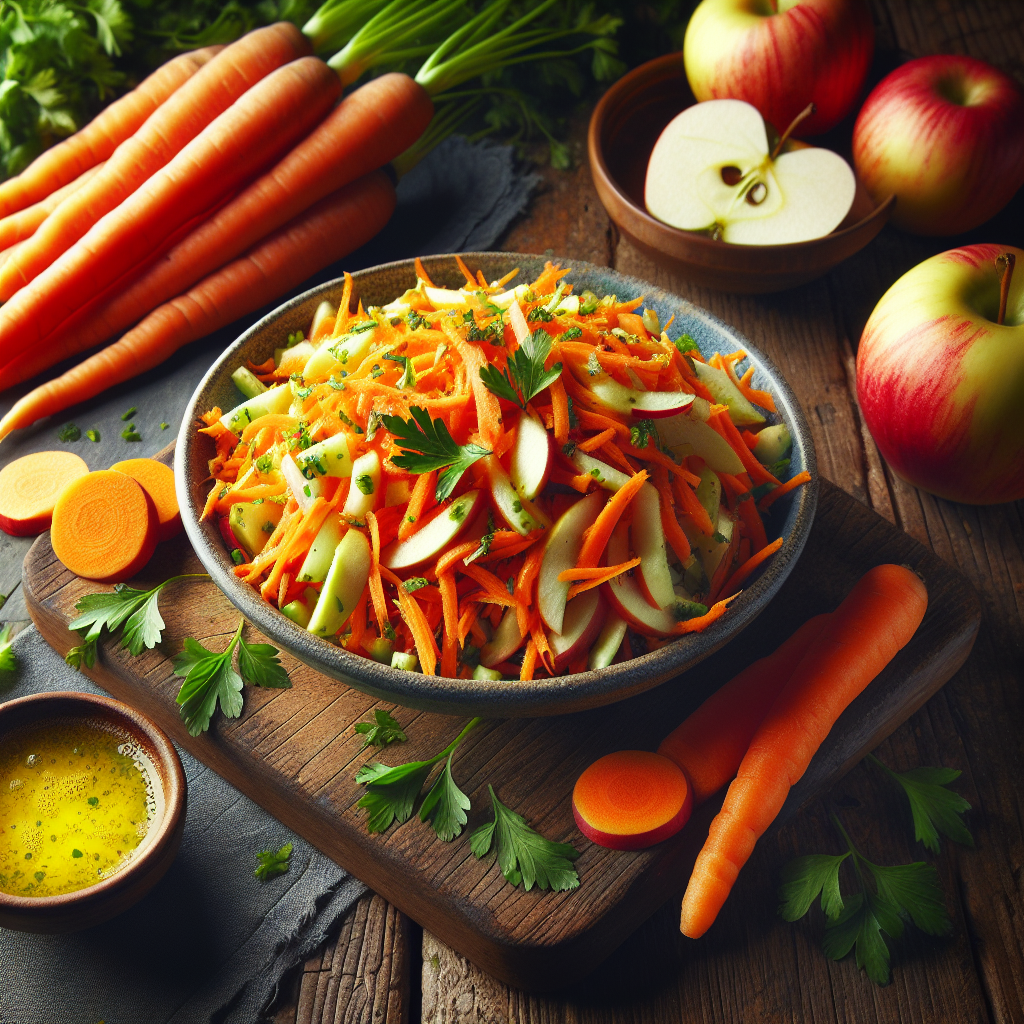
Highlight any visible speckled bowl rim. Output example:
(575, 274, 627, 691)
(176, 253, 818, 717)
(0, 691, 185, 916)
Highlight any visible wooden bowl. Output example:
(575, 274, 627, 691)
(177, 253, 818, 718)
(0, 691, 186, 933)
(588, 54, 895, 294)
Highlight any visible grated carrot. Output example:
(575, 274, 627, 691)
(758, 471, 812, 512)
(576, 470, 648, 570)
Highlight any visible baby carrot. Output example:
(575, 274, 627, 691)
(679, 564, 928, 938)
(0, 173, 396, 443)
(0, 46, 222, 219)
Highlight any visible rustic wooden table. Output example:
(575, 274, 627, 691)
(261, 1, 1023, 1021)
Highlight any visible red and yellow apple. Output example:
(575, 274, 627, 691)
(683, 0, 874, 137)
(853, 55, 1024, 235)
(856, 244, 1024, 505)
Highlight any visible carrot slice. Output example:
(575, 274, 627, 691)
(0, 450, 89, 536)
(110, 458, 182, 542)
(50, 470, 158, 582)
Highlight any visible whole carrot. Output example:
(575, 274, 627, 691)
(0, 23, 309, 300)
(0, 171, 396, 444)
(0, 46, 222, 219)
(0, 162, 105, 251)
(0, 73, 432, 388)
(0, 56, 341, 372)
(679, 564, 928, 938)
(657, 613, 830, 805)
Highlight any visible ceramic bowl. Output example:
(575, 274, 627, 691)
(588, 54, 895, 294)
(176, 253, 818, 717)
(0, 691, 186, 933)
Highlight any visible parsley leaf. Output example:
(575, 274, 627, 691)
(254, 842, 292, 881)
(173, 634, 245, 737)
(629, 418, 659, 450)
(58, 422, 81, 442)
(384, 353, 416, 390)
(67, 574, 208, 664)
(869, 754, 972, 853)
(865, 860, 951, 936)
(382, 407, 491, 502)
(0, 623, 17, 672)
(121, 406, 137, 421)
(479, 328, 563, 409)
(674, 333, 699, 355)
(236, 633, 290, 689)
(418, 751, 471, 842)
(470, 785, 579, 892)
(822, 890, 903, 986)
(85, 429, 100, 442)
(121, 424, 142, 442)
(354, 709, 407, 749)
(464, 512, 495, 565)
(778, 852, 849, 921)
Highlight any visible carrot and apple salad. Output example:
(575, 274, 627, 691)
(196, 258, 810, 680)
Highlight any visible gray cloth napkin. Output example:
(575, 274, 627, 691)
(0, 135, 539, 1023)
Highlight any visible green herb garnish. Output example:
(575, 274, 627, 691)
(121, 424, 142, 442)
(630, 418, 659, 451)
(121, 406, 137, 421)
(85, 429, 100, 442)
(0, 623, 17, 672)
(479, 327, 562, 410)
(255, 842, 292, 881)
(58, 423, 81, 442)
(470, 785, 580, 892)
(354, 709, 407, 750)
(382, 407, 491, 502)
(384, 353, 416, 390)
(464, 511, 495, 566)
(674, 333, 699, 355)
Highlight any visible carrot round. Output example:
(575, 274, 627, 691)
(50, 470, 158, 583)
(5, 72, 433, 378)
(679, 564, 929, 938)
(657, 614, 830, 805)
(0, 55, 340, 370)
(573, 750, 693, 850)
(0, 46, 223, 219)
(0, 23, 310, 302)
(109, 458, 182, 542)
(0, 172, 396, 441)
(0, 450, 90, 536)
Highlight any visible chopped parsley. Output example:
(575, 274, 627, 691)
(254, 842, 292, 881)
(121, 424, 142, 442)
(85, 429, 100, 442)
(120, 406, 137, 421)
(479, 327, 563, 410)
(57, 422, 81, 442)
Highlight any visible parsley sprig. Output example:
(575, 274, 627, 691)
(66, 574, 209, 669)
(173, 618, 290, 736)
(868, 754, 973, 853)
(780, 812, 951, 986)
(382, 407, 491, 501)
(0, 623, 17, 672)
(479, 327, 563, 409)
(470, 785, 580, 892)
(354, 709, 407, 750)
(254, 842, 292, 881)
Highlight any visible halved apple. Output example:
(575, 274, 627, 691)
(549, 590, 607, 673)
(603, 521, 679, 637)
(382, 490, 484, 571)
(488, 456, 544, 536)
(537, 490, 604, 634)
(590, 377, 696, 419)
(569, 450, 631, 492)
(281, 453, 324, 512)
(656, 412, 745, 475)
(510, 410, 551, 501)
(631, 482, 675, 609)
(480, 607, 524, 668)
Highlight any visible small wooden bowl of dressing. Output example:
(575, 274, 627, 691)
(0, 691, 185, 933)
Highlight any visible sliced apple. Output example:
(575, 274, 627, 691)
(275, 340, 314, 376)
(537, 490, 604, 634)
(308, 528, 371, 639)
(603, 521, 679, 637)
(281, 453, 324, 512)
(508, 299, 530, 346)
(480, 607, 525, 668)
(303, 326, 375, 380)
(549, 590, 607, 674)
(297, 512, 345, 583)
(590, 376, 696, 419)
(425, 285, 471, 309)
(220, 383, 291, 435)
(487, 284, 531, 309)
(510, 410, 551, 500)
(692, 360, 765, 426)
(488, 456, 544, 536)
(228, 499, 284, 558)
(656, 412, 745, 475)
(294, 432, 353, 481)
(753, 423, 792, 466)
(309, 299, 336, 342)
(587, 611, 628, 670)
(631, 482, 675, 610)
(382, 490, 484, 571)
(344, 450, 381, 518)
(569, 450, 631, 492)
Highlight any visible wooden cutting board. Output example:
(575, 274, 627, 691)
(22, 448, 980, 992)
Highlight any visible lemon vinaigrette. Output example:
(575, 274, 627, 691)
(0, 719, 156, 898)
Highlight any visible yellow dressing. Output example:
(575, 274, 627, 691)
(0, 719, 155, 898)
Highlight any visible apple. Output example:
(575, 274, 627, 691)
(486, 456, 545, 536)
(587, 612, 629, 670)
(509, 409, 552, 500)
(537, 490, 604, 634)
(657, 410, 746, 475)
(382, 490, 484, 569)
(570, 450, 632, 492)
(852, 55, 1024, 236)
(631, 482, 675, 610)
(602, 521, 680, 638)
(683, 0, 874, 137)
(590, 376, 697, 419)
(645, 98, 856, 244)
(855, 244, 1024, 505)
(480, 607, 525, 668)
(548, 590, 607, 674)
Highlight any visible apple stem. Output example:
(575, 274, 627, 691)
(770, 103, 817, 160)
(997, 252, 1015, 326)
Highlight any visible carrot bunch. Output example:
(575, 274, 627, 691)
(0, 23, 435, 444)
(194, 257, 811, 680)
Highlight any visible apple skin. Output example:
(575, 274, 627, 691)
(852, 55, 1024, 235)
(856, 243, 1024, 505)
(683, 0, 873, 137)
